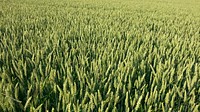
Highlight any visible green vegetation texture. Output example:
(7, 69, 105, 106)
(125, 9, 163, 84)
(0, 0, 200, 111)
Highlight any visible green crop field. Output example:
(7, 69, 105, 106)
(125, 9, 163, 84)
(0, 0, 200, 111)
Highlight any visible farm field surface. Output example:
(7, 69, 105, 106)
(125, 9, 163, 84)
(0, 0, 200, 111)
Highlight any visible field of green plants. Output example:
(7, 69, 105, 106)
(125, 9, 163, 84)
(0, 0, 200, 111)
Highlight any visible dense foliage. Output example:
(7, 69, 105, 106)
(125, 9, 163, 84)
(0, 0, 200, 111)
